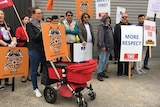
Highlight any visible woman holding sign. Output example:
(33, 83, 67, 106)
(0, 9, 17, 90)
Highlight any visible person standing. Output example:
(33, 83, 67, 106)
(63, 11, 78, 43)
(78, 13, 95, 46)
(97, 15, 114, 81)
(134, 14, 147, 74)
(0, 9, 17, 90)
(15, 15, 30, 82)
(114, 13, 132, 77)
(26, 6, 45, 97)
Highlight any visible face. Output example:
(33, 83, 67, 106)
(105, 17, 110, 24)
(32, 9, 43, 21)
(46, 18, 52, 23)
(60, 17, 65, 22)
(22, 16, 29, 25)
(83, 14, 89, 23)
(121, 13, 128, 24)
(138, 16, 145, 24)
(66, 12, 73, 22)
(0, 10, 4, 23)
(52, 19, 59, 24)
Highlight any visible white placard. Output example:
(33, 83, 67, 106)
(95, 0, 110, 19)
(116, 6, 126, 24)
(120, 26, 143, 62)
(147, 0, 160, 18)
(73, 43, 92, 62)
(143, 20, 157, 46)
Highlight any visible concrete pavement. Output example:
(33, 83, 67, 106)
(0, 59, 160, 107)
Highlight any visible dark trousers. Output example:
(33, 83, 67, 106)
(117, 60, 129, 75)
(144, 47, 149, 66)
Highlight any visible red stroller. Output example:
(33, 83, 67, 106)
(42, 59, 97, 107)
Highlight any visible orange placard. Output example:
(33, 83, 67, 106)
(0, 47, 29, 79)
(41, 24, 69, 61)
(76, 0, 93, 18)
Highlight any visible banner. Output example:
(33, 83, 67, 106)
(147, 0, 160, 18)
(46, 0, 54, 10)
(76, 0, 93, 18)
(0, 0, 13, 9)
(116, 6, 126, 24)
(0, 47, 28, 79)
(143, 20, 156, 46)
(120, 26, 143, 62)
(95, 0, 110, 19)
(41, 24, 68, 61)
(73, 43, 92, 62)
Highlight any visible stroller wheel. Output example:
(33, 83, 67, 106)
(78, 101, 88, 107)
(89, 92, 96, 100)
(44, 86, 57, 104)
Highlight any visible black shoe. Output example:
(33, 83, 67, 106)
(37, 72, 40, 76)
(97, 73, 103, 81)
(101, 71, 109, 78)
(5, 82, 12, 86)
(144, 66, 150, 70)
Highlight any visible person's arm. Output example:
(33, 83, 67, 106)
(97, 26, 105, 49)
(26, 23, 42, 42)
(70, 23, 78, 35)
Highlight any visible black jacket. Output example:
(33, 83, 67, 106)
(26, 23, 43, 51)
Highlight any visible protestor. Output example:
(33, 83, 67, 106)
(26, 6, 45, 97)
(0, 9, 17, 90)
(97, 15, 114, 81)
(63, 11, 78, 43)
(78, 13, 95, 46)
(114, 13, 133, 77)
(134, 14, 147, 74)
(143, 16, 150, 70)
(15, 15, 30, 82)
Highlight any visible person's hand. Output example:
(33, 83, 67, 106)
(8, 43, 16, 49)
(82, 41, 87, 46)
(101, 47, 106, 51)
(11, 42, 17, 46)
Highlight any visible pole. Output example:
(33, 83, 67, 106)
(12, 4, 29, 42)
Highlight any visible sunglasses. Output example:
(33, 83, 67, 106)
(67, 14, 73, 17)
(122, 16, 128, 18)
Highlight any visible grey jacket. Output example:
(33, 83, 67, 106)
(97, 15, 114, 52)
(78, 23, 95, 45)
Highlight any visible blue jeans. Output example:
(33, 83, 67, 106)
(29, 50, 43, 90)
(144, 47, 149, 66)
(97, 51, 110, 74)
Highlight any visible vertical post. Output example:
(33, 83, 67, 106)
(12, 77, 15, 92)
(128, 62, 131, 80)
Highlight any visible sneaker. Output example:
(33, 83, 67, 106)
(0, 85, 5, 91)
(139, 69, 146, 74)
(34, 88, 42, 97)
(144, 66, 150, 70)
(135, 69, 143, 75)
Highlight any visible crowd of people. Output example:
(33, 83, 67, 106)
(0, 6, 150, 98)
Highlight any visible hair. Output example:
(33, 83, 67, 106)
(138, 14, 145, 18)
(65, 11, 73, 16)
(46, 17, 51, 20)
(26, 7, 33, 18)
(51, 15, 59, 20)
(60, 15, 65, 18)
(21, 15, 29, 20)
(81, 13, 90, 22)
(31, 6, 40, 14)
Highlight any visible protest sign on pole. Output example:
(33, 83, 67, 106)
(120, 26, 143, 62)
(95, 0, 110, 19)
(76, 0, 93, 19)
(116, 6, 126, 24)
(143, 20, 156, 46)
(147, 0, 160, 18)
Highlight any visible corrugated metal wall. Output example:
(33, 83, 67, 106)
(35, 0, 160, 59)
(4, 0, 32, 32)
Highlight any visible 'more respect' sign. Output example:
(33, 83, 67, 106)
(120, 25, 143, 62)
